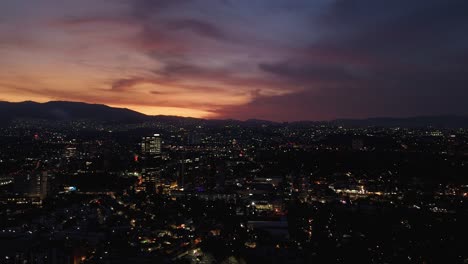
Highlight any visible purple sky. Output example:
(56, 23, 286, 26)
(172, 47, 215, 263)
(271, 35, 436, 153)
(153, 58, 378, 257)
(1, 0, 468, 121)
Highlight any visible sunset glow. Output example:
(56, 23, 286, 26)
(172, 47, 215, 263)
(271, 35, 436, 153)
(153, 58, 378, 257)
(1, 0, 468, 120)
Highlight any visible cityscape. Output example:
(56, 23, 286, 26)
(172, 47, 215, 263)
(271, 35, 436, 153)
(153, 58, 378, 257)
(2, 0, 468, 263)
(0, 107, 468, 263)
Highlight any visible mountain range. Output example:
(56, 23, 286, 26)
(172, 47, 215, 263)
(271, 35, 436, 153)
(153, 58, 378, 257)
(0, 101, 146, 122)
(1, 101, 467, 128)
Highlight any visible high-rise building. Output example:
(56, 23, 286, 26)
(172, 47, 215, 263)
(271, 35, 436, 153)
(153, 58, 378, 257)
(36, 172, 48, 199)
(141, 134, 162, 155)
(142, 168, 160, 193)
(14, 171, 48, 199)
(177, 159, 186, 189)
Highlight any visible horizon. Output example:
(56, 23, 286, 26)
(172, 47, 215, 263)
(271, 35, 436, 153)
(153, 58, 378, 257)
(1, 1, 468, 121)
(2, 99, 468, 123)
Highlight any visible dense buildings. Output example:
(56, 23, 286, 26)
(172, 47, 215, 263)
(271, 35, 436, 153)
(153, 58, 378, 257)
(0, 118, 468, 263)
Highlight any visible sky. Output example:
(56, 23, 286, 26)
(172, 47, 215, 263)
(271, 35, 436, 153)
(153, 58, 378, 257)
(1, 0, 468, 121)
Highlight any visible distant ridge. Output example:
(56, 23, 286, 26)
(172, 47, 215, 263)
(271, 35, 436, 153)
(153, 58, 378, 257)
(0, 101, 147, 122)
(330, 116, 468, 128)
(1, 100, 468, 128)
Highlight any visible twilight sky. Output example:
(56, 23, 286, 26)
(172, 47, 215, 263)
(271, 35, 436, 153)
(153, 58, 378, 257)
(1, 0, 468, 121)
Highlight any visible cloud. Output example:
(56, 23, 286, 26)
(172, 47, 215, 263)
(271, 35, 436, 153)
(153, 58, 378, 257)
(1, 0, 468, 120)
(214, 0, 468, 120)
(131, 0, 192, 18)
(259, 61, 360, 84)
(165, 19, 227, 40)
(110, 78, 145, 91)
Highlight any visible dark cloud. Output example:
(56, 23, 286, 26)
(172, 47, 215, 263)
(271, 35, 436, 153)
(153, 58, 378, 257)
(259, 61, 359, 84)
(319, 0, 468, 63)
(156, 62, 230, 81)
(131, 0, 192, 18)
(215, 0, 468, 120)
(218, 78, 468, 122)
(165, 19, 227, 40)
(110, 78, 145, 92)
(108, 73, 244, 96)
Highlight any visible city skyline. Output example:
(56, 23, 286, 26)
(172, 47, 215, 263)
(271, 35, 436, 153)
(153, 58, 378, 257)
(1, 111, 467, 263)
(1, 2, 468, 261)
(1, 0, 468, 121)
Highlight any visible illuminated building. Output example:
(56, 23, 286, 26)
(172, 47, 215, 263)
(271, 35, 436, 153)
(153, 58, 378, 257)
(177, 159, 186, 189)
(35, 172, 48, 199)
(141, 134, 162, 155)
(64, 147, 77, 158)
(142, 168, 160, 193)
(13, 171, 48, 200)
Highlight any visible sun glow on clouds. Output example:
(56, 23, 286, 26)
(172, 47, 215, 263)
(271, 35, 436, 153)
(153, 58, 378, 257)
(0, 0, 307, 119)
(1, 0, 468, 120)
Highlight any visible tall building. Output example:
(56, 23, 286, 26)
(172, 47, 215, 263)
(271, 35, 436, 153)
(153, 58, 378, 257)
(141, 168, 160, 194)
(14, 171, 48, 199)
(177, 159, 186, 189)
(36, 172, 48, 199)
(141, 134, 162, 155)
